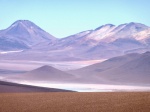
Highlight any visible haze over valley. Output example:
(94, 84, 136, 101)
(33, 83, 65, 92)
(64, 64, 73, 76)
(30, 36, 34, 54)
(0, 20, 150, 91)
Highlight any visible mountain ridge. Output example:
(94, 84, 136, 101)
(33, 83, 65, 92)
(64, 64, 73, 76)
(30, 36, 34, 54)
(0, 20, 150, 61)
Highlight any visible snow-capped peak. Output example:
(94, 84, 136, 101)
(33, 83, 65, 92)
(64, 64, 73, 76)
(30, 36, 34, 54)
(85, 24, 116, 41)
(95, 24, 115, 31)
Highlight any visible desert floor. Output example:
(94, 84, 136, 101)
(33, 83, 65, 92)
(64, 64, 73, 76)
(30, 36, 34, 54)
(0, 92, 150, 112)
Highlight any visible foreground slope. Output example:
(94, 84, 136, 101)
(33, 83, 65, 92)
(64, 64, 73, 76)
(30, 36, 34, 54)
(0, 80, 72, 92)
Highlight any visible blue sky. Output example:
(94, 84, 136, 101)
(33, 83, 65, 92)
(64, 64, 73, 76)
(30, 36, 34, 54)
(0, 0, 150, 38)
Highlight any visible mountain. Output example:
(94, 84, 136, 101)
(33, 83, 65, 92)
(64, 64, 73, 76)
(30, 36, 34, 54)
(98, 22, 149, 42)
(56, 22, 148, 46)
(0, 20, 56, 51)
(48, 22, 149, 60)
(7, 65, 75, 82)
(70, 52, 150, 85)
(50, 24, 116, 50)
(0, 21, 150, 61)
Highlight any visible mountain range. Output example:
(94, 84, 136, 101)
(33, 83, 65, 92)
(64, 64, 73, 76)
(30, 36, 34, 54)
(5, 51, 150, 85)
(0, 20, 150, 61)
(68, 51, 150, 85)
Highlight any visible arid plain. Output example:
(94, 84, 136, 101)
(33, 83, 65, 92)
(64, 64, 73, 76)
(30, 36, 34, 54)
(0, 92, 150, 112)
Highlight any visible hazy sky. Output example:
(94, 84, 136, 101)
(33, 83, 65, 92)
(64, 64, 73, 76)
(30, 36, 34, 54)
(1, 0, 150, 38)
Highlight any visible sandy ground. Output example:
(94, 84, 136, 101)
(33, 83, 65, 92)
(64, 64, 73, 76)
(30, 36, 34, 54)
(0, 92, 150, 112)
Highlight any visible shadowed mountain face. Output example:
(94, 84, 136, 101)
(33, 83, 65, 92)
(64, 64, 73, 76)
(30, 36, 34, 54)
(7, 65, 75, 82)
(0, 21, 150, 61)
(0, 20, 56, 50)
(70, 52, 150, 85)
(0, 80, 73, 92)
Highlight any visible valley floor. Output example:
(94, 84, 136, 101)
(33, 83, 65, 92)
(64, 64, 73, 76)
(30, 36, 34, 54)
(0, 92, 150, 112)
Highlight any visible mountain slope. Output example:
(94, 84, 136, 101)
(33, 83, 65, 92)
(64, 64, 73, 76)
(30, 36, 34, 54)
(133, 28, 150, 44)
(70, 52, 150, 84)
(0, 80, 73, 92)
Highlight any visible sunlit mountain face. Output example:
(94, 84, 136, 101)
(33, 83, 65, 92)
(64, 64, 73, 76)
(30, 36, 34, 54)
(0, 20, 150, 61)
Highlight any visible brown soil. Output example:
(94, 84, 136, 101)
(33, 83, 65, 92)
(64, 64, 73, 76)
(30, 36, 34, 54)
(0, 92, 150, 112)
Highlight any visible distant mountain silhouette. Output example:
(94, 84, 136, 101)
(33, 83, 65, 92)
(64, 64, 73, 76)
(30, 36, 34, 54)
(7, 65, 75, 82)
